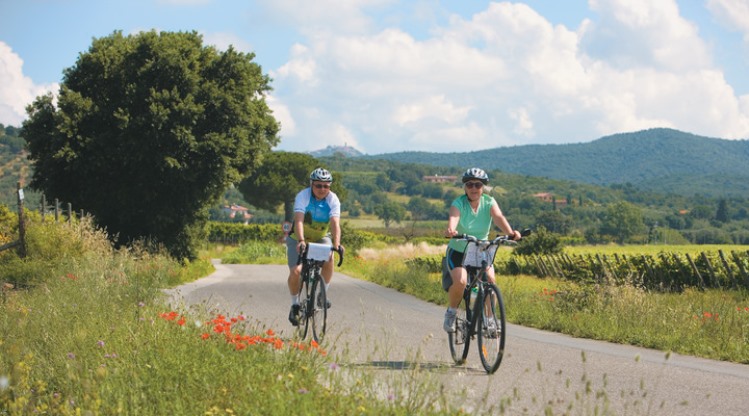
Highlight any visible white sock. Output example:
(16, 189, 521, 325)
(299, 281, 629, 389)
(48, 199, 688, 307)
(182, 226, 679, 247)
(325, 282, 331, 292)
(291, 294, 299, 305)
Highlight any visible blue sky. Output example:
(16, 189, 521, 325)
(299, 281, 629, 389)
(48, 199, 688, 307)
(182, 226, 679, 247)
(1, 0, 748, 155)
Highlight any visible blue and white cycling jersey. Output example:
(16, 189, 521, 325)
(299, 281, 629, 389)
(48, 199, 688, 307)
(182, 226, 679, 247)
(290, 187, 341, 242)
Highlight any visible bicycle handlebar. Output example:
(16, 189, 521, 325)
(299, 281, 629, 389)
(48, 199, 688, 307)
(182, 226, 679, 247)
(449, 228, 532, 245)
(335, 245, 344, 267)
(297, 244, 345, 267)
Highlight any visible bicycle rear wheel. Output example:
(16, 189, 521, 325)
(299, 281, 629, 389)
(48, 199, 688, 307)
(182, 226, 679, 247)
(477, 284, 506, 374)
(310, 276, 327, 342)
(448, 293, 471, 365)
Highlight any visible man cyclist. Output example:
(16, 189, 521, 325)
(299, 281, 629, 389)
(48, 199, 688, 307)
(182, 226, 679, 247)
(287, 167, 343, 326)
(443, 168, 519, 332)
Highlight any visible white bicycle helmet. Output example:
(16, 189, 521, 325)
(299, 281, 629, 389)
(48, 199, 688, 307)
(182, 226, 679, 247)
(309, 167, 333, 182)
(462, 167, 489, 184)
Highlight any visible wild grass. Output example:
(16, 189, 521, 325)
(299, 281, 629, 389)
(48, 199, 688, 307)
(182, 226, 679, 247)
(220, 240, 286, 264)
(0, 220, 450, 415)
(501, 276, 749, 362)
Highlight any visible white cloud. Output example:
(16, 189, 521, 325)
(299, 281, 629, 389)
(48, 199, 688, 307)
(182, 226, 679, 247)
(583, 0, 711, 70)
(298, 0, 745, 152)
(707, 0, 749, 37)
(274, 44, 319, 86)
(509, 107, 534, 137)
(0, 42, 57, 127)
(202, 31, 254, 53)
(393, 95, 471, 126)
(266, 94, 296, 137)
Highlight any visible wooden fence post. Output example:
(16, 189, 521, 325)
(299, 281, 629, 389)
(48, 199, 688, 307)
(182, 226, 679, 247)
(700, 252, 717, 288)
(685, 253, 705, 290)
(602, 254, 618, 281)
(596, 254, 605, 280)
(640, 255, 655, 287)
(40, 194, 47, 221)
(731, 251, 749, 289)
(16, 182, 27, 258)
(536, 255, 550, 277)
(718, 250, 736, 289)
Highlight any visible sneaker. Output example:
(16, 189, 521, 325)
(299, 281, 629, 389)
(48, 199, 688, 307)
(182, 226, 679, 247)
(484, 319, 498, 338)
(443, 309, 457, 333)
(288, 304, 301, 326)
(317, 294, 332, 309)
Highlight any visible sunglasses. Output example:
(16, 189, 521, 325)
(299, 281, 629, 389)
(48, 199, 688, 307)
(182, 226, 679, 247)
(314, 184, 331, 189)
(464, 182, 484, 189)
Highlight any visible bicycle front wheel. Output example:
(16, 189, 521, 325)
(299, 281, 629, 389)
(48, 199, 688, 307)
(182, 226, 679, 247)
(310, 276, 328, 342)
(448, 293, 470, 365)
(477, 284, 506, 374)
(297, 275, 312, 340)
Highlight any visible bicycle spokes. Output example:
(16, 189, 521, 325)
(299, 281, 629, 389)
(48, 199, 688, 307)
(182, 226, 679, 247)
(310, 278, 327, 342)
(477, 284, 506, 374)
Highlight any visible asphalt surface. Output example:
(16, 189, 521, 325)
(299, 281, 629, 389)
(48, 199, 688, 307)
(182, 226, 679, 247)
(164, 262, 749, 415)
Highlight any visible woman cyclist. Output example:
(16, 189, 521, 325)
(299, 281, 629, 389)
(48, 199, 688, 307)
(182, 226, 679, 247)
(287, 168, 343, 326)
(443, 167, 519, 333)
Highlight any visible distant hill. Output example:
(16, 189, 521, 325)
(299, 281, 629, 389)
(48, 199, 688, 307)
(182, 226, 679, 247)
(309, 145, 364, 158)
(362, 128, 749, 197)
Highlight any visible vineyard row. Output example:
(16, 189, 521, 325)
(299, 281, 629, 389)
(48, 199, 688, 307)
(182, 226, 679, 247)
(507, 250, 749, 291)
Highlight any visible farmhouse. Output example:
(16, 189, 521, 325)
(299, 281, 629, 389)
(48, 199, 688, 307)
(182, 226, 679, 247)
(423, 175, 457, 184)
(533, 192, 567, 205)
(222, 204, 253, 221)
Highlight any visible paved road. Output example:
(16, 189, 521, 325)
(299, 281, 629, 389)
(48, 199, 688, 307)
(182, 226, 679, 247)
(164, 262, 749, 415)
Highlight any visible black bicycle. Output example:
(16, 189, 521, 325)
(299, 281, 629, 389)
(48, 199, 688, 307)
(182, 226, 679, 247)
(295, 242, 344, 342)
(447, 230, 529, 374)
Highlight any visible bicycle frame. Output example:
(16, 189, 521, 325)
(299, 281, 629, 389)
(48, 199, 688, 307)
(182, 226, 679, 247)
(448, 232, 529, 374)
(460, 239, 500, 341)
(295, 242, 343, 342)
(464, 265, 492, 338)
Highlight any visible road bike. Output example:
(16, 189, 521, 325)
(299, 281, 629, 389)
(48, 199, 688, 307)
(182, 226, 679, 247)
(295, 242, 344, 342)
(447, 230, 530, 374)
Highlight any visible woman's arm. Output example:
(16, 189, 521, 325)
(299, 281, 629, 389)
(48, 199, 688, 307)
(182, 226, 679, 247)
(490, 202, 517, 238)
(446, 205, 460, 237)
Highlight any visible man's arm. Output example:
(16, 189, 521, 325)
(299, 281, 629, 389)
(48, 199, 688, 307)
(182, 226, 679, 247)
(330, 216, 341, 248)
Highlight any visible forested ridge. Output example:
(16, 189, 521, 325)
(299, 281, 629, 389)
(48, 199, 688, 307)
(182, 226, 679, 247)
(4, 122, 749, 245)
(362, 128, 749, 197)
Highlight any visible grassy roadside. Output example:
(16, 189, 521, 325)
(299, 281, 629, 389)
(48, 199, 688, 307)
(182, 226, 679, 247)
(0, 222, 450, 415)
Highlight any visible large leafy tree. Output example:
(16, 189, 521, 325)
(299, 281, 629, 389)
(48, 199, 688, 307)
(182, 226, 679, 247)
(238, 151, 347, 221)
(601, 201, 645, 243)
(23, 30, 279, 259)
(374, 200, 406, 228)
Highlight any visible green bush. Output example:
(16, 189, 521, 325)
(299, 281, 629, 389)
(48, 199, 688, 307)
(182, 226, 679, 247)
(206, 222, 283, 244)
(513, 226, 563, 256)
(1, 216, 114, 288)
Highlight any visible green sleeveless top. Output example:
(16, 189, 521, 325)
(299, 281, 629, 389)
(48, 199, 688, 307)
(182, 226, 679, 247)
(447, 194, 497, 252)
